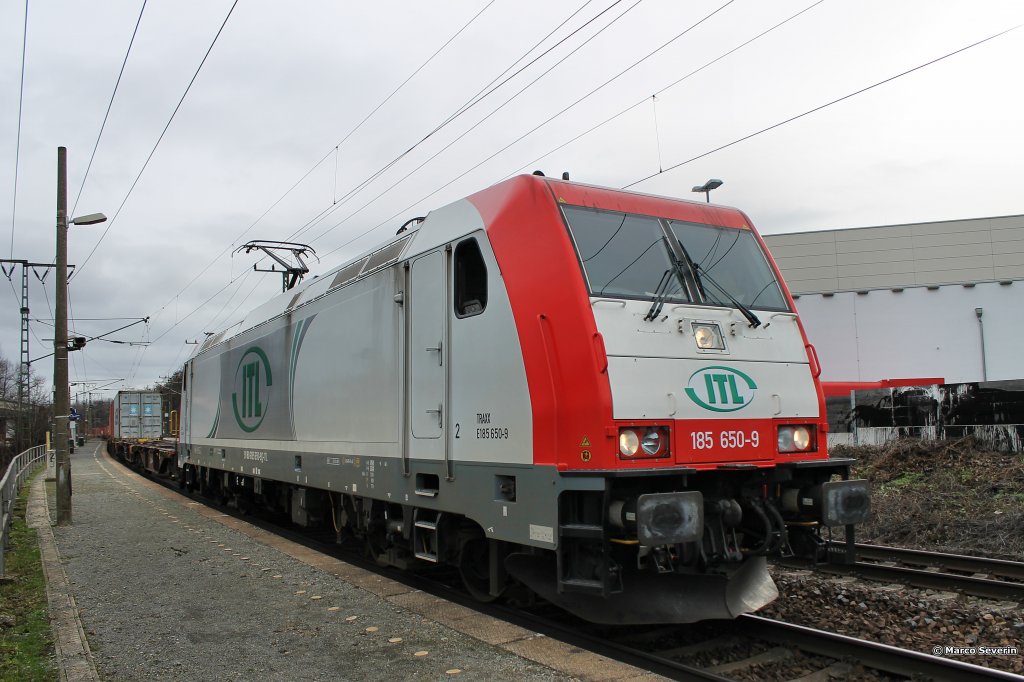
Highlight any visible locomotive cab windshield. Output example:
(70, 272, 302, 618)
(562, 204, 788, 315)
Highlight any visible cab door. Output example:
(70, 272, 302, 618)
(407, 250, 449, 464)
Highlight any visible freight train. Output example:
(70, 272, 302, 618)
(164, 174, 869, 624)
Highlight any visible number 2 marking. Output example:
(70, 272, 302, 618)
(455, 423, 460, 439)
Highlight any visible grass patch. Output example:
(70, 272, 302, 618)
(0, 476, 56, 681)
(878, 471, 926, 492)
(836, 437, 1024, 557)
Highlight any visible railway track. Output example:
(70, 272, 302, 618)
(576, 614, 1024, 681)
(107, 446, 1021, 681)
(779, 543, 1024, 602)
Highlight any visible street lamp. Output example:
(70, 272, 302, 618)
(54, 146, 107, 525)
(975, 307, 988, 382)
(691, 178, 723, 203)
(72, 213, 107, 226)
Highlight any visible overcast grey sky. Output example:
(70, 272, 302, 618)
(1, 0, 1021, 395)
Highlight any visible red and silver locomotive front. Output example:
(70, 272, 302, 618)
(499, 180, 870, 624)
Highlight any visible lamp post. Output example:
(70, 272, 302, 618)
(975, 307, 988, 382)
(691, 178, 723, 203)
(55, 146, 107, 525)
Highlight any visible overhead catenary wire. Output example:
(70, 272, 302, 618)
(163, 340, 190, 381)
(199, 266, 255, 332)
(125, 320, 152, 384)
(318, 5, 1006, 269)
(70, 0, 149, 220)
(142, 0, 504, 331)
(126, 342, 148, 385)
(509, 0, 826, 175)
(29, 316, 148, 339)
(69, 290, 87, 383)
(624, 24, 1021, 189)
(138, 1, 608, 356)
(328, 0, 500, 167)
(651, 95, 663, 173)
(414, 0, 601, 152)
(384, 0, 609, 167)
(32, 317, 147, 322)
(9, 0, 29, 259)
(150, 270, 251, 344)
(73, 0, 241, 279)
(210, 272, 265, 332)
(286, 0, 624, 246)
(29, 317, 150, 363)
(305, 0, 650, 249)
(85, 354, 121, 379)
(311, 0, 739, 257)
(5, 277, 45, 349)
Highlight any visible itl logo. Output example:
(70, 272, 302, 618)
(685, 366, 757, 413)
(232, 347, 273, 432)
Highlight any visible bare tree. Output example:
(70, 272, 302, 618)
(0, 350, 52, 470)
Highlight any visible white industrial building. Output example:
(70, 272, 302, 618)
(763, 215, 1024, 385)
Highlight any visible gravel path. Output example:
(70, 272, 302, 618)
(49, 442, 574, 681)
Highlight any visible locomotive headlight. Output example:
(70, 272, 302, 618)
(619, 429, 640, 457)
(641, 429, 662, 455)
(792, 426, 811, 450)
(691, 322, 725, 350)
(619, 427, 670, 459)
(778, 425, 815, 453)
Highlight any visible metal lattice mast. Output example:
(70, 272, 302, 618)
(2, 258, 67, 451)
(17, 264, 29, 453)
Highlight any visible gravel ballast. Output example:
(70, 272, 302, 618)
(762, 570, 1023, 675)
(49, 443, 574, 681)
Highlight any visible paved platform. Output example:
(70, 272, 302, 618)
(34, 440, 661, 681)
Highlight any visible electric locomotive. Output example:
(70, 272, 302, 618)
(176, 174, 869, 624)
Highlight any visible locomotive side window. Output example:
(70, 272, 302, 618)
(454, 238, 487, 318)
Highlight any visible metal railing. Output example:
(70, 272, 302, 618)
(829, 424, 1024, 452)
(1, 444, 48, 578)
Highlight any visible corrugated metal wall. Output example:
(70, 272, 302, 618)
(765, 214, 1024, 294)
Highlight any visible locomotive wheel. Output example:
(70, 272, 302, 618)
(365, 530, 390, 567)
(459, 538, 498, 603)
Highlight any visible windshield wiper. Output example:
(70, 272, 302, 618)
(645, 238, 690, 321)
(692, 262, 762, 328)
(644, 269, 674, 321)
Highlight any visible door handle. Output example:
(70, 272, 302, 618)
(425, 340, 443, 365)
(425, 405, 443, 428)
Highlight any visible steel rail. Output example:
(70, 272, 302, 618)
(850, 543, 1024, 582)
(785, 559, 1024, 602)
(780, 543, 1024, 601)
(739, 614, 1023, 682)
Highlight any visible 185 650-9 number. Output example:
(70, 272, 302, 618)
(691, 429, 760, 450)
